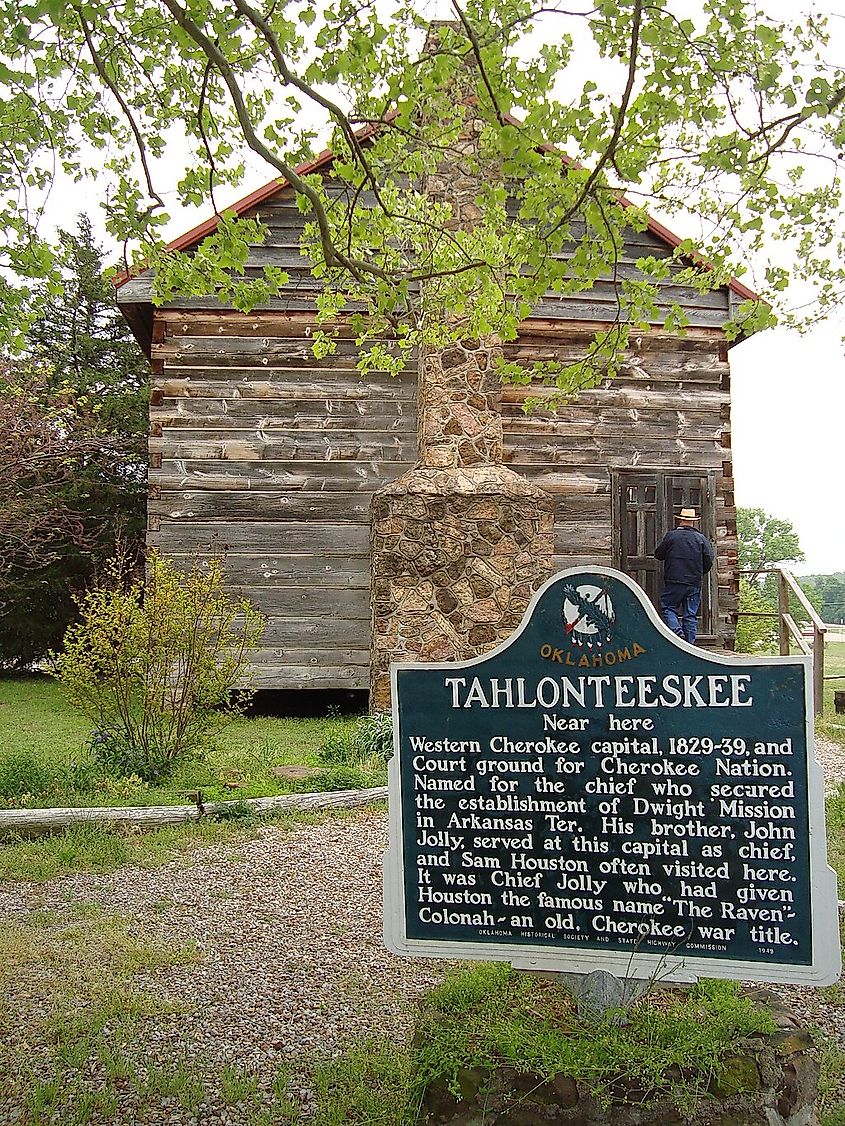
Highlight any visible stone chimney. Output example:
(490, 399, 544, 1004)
(369, 23, 554, 710)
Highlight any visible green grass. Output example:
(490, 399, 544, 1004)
(0, 804, 381, 883)
(825, 783, 845, 891)
(0, 674, 372, 809)
(303, 969, 788, 1124)
(412, 966, 774, 1108)
(0, 902, 304, 1124)
(312, 1039, 416, 1125)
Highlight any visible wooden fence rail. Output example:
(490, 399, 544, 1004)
(737, 567, 826, 714)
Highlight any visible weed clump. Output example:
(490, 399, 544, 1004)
(318, 711, 393, 776)
(412, 963, 776, 1111)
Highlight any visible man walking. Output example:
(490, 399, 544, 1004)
(654, 508, 715, 644)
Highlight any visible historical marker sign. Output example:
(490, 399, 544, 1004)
(384, 567, 841, 985)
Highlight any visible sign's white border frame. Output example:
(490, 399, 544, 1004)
(383, 566, 841, 986)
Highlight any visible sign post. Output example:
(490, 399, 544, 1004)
(384, 567, 840, 986)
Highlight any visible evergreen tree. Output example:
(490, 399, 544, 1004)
(0, 217, 149, 668)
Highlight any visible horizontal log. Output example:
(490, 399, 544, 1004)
(503, 404, 723, 429)
(257, 617, 370, 646)
(159, 310, 344, 338)
(155, 334, 401, 360)
(510, 322, 724, 347)
(150, 434, 414, 462)
(157, 311, 725, 354)
(149, 491, 376, 520)
(550, 494, 611, 518)
(157, 310, 722, 348)
(155, 375, 416, 400)
(250, 646, 369, 666)
(215, 556, 369, 587)
(150, 521, 371, 554)
(252, 664, 369, 687)
(0, 788, 387, 841)
(504, 425, 724, 452)
(554, 532, 612, 554)
(230, 584, 372, 617)
(152, 405, 415, 429)
(153, 385, 416, 412)
(552, 552, 614, 568)
(156, 458, 413, 490)
(501, 364, 726, 389)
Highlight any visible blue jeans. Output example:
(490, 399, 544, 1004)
(660, 583, 702, 644)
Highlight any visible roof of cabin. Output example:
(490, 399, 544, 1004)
(114, 116, 763, 352)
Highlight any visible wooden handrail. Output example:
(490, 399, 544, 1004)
(781, 570, 828, 635)
(736, 566, 826, 714)
(783, 613, 811, 656)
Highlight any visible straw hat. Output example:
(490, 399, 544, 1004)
(675, 508, 699, 521)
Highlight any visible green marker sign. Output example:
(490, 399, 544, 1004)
(383, 567, 840, 985)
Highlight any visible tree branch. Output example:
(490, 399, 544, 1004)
(75, 7, 166, 213)
(230, 0, 389, 213)
(450, 0, 507, 124)
(542, 0, 643, 240)
(159, 0, 377, 282)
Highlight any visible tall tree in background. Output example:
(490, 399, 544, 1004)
(735, 506, 820, 653)
(737, 508, 805, 576)
(0, 218, 149, 668)
(0, 3, 845, 389)
(802, 573, 845, 625)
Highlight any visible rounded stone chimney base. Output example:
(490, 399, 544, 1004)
(370, 464, 555, 711)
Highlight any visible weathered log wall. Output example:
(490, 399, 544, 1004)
(118, 184, 732, 329)
(500, 323, 737, 645)
(144, 309, 736, 689)
(121, 176, 739, 690)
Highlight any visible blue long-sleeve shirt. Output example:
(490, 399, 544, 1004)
(654, 527, 714, 585)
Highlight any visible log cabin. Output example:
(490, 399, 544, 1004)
(115, 132, 761, 698)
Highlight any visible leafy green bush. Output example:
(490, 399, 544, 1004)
(51, 554, 265, 783)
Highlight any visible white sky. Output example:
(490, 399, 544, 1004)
(730, 323, 845, 575)
(39, 0, 845, 576)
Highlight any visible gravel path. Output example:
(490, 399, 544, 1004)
(818, 733, 845, 795)
(0, 810, 444, 1124)
(0, 739, 843, 1125)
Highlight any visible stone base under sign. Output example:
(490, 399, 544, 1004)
(417, 989, 820, 1126)
(370, 464, 554, 711)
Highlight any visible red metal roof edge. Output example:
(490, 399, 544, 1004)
(499, 112, 763, 306)
(114, 111, 762, 306)
(112, 120, 383, 289)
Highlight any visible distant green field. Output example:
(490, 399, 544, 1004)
(0, 675, 363, 809)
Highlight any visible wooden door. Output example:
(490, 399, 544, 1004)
(616, 474, 663, 609)
(614, 471, 716, 637)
